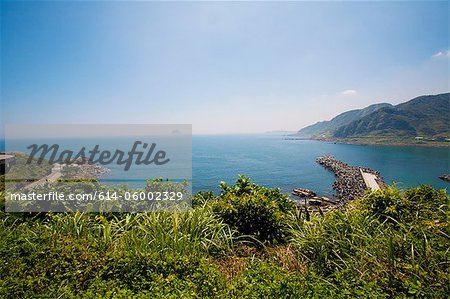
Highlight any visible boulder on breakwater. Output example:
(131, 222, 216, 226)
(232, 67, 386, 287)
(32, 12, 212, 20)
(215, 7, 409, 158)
(292, 188, 316, 197)
(316, 154, 384, 201)
(439, 174, 450, 183)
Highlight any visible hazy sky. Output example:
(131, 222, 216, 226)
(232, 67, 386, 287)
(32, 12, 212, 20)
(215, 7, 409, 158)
(1, 1, 449, 134)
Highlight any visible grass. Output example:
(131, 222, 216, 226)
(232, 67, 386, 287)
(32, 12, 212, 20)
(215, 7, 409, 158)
(0, 177, 449, 298)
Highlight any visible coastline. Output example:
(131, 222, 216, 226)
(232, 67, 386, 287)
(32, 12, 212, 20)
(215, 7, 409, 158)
(316, 154, 385, 201)
(286, 137, 450, 148)
(292, 155, 385, 212)
(329, 138, 450, 148)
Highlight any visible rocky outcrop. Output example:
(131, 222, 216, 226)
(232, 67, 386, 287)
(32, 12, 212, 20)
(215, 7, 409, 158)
(316, 154, 384, 201)
(439, 174, 450, 183)
(292, 188, 316, 197)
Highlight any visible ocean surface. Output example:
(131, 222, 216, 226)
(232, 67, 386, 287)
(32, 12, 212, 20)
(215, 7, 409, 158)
(192, 135, 449, 195)
(2, 135, 449, 196)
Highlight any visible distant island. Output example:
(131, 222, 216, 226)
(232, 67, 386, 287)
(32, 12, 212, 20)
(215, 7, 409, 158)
(291, 93, 450, 146)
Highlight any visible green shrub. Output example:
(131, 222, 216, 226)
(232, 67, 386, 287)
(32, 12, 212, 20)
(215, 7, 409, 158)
(289, 186, 450, 298)
(1, 180, 449, 298)
(230, 260, 306, 298)
(211, 175, 296, 244)
(362, 185, 449, 224)
(0, 206, 235, 297)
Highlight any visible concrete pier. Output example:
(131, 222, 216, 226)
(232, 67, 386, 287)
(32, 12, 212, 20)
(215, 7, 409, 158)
(317, 154, 384, 201)
(359, 169, 381, 191)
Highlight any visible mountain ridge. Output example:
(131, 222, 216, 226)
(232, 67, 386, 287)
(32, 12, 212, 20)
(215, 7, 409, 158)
(294, 103, 392, 138)
(294, 93, 450, 143)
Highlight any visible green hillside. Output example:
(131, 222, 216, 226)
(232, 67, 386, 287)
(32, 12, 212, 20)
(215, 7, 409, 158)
(295, 103, 392, 138)
(334, 93, 450, 139)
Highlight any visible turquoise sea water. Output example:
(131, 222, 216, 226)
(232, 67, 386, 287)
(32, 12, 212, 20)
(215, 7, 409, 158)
(2, 135, 449, 196)
(192, 135, 449, 195)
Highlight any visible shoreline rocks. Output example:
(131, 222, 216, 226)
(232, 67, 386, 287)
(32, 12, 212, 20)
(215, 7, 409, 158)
(439, 174, 450, 183)
(292, 188, 316, 197)
(292, 185, 343, 212)
(316, 154, 384, 201)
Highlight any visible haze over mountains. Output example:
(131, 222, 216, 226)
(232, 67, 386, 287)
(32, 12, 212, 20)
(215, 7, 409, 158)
(295, 93, 450, 140)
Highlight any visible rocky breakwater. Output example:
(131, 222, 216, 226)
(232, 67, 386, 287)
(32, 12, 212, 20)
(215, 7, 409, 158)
(439, 174, 450, 183)
(316, 154, 384, 201)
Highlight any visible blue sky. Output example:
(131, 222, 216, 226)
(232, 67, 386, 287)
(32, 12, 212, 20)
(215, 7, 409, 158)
(1, 1, 449, 134)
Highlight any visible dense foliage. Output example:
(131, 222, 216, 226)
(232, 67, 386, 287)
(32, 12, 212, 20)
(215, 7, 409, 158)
(0, 177, 448, 298)
(210, 176, 296, 244)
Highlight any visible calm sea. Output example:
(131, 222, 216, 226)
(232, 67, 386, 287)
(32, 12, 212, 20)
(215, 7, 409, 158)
(2, 135, 449, 196)
(192, 135, 449, 195)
